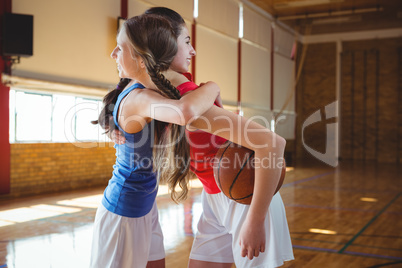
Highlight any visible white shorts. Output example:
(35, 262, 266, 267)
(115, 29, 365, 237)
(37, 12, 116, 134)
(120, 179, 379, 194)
(90, 201, 165, 268)
(190, 191, 294, 268)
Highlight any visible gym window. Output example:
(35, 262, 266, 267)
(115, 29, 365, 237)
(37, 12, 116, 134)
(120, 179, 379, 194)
(9, 89, 105, 143)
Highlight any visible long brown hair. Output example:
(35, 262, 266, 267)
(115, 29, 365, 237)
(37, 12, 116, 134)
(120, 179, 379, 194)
(91, 78, 130, 133)
(145, 7, 186, 39)
(101, 14, 190, 202)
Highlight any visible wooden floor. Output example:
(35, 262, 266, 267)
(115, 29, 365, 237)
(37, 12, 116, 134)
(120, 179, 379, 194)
(0, 161, 401, 268)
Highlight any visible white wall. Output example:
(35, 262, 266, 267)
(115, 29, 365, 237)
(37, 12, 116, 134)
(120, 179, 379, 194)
(195, 0, 239, 105)
(272, 26, 296, 139)
(129, 0, 193, 21)
(12, 0, 120, 89)
(240, 4, 296, 139)
(240, 5, 272, 118)
(196, 25, 239, 104)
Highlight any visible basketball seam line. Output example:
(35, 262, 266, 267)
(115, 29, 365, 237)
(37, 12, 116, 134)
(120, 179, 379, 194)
(229, 151, 255, 201)
(217, 141, 233, 194)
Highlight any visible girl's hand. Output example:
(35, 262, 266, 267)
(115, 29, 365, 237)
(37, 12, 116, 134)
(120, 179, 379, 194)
(215, 93, 223, 108)
(200, 82, 222, 108)
(109, 129, 126, 144)
(239, 217, 266, 260)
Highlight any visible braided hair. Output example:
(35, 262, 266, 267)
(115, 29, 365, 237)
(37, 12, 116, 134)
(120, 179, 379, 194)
(91, 78, 131, 133)
(123, 14, 191, 202)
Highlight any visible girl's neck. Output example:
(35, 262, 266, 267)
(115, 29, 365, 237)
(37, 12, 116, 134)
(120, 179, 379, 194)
(163, 69, 187, 88)
(134, 74, 157, 90)
(125, 79, 137, 90)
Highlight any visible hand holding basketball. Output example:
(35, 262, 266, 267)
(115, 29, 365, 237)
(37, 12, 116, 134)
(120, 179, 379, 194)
(213, 141, 286, 205)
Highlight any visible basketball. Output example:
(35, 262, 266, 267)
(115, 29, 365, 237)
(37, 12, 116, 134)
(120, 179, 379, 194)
(213, 141, 286, 205)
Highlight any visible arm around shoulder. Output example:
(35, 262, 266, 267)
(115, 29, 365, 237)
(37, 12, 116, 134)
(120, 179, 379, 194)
(125, 85, 220, 127)
(178, 81, 220, 124)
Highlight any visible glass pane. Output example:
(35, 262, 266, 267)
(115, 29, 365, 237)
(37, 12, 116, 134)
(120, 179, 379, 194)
(75, 98, 102, 141)
(15, 92, 52, 141)
(52, 94, 76, 142)
(9, 90, 16, 143)
(97, 101, 111, 143)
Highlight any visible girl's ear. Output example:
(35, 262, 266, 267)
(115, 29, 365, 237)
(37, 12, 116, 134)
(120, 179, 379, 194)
(138, 58, 146, 69)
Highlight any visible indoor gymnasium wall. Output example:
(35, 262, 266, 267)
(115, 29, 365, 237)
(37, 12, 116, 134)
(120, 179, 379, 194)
(2, 0, 120, 199)
(240, 6, 273, 130)
(195, 0, 239, 106)
(295, 42, 337, 163)
(6, 143, 115, 199)
(272, 27, 296, 139)
(271, 27, 296, 163)
(295, 37, 402, 164)
(340, 37, 402, 163)
(240, 5, 296, 164)
(128, 0, 193, 21)
(11, 0, 120, 88)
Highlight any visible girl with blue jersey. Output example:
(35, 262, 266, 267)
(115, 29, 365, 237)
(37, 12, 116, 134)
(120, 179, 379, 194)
(90, 15, 220, 268)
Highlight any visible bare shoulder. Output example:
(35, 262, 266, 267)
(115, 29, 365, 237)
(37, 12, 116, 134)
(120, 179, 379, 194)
(118, 88, 149, 115)
(122, 88, 166, 115)
(125, 88, 158, 104)
(118, 89, 152, 132)
(165, 71, 189, 88)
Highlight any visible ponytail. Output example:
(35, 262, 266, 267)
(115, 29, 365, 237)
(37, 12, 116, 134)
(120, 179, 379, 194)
(92, 78, 131, 133)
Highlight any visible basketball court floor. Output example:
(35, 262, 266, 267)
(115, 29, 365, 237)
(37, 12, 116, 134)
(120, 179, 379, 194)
(0, 161, 401, 267)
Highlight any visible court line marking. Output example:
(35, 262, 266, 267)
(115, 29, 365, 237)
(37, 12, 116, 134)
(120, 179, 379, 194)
(293, 245, 402, 261)
(286, 203, 402, 215)
(344, 251, 402, 261)
(338, 192, 401, 254)
(292, 236, 402, 253)
(293, 244, 338, 252)
(285, 185, 400, 194)
(367, 260, 402, 268)
(348, 243, 402, 253)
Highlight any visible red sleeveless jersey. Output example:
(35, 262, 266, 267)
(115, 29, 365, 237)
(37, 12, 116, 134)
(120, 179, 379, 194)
(177, 73, 226, 194)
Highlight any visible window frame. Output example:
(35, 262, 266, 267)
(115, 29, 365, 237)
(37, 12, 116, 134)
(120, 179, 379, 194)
(9, 88, 104, 144)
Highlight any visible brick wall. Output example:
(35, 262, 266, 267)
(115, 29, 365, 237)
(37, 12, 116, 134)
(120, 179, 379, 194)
(3, 142, 116, 199)
(341, 38, 402, 163)
(295, 42, 337, 163)
(295, 37, 402, 164)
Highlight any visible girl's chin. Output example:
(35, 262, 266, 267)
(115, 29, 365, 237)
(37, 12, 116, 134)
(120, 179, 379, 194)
(170, 64, 189, 74)
(178, 66, 189, 73)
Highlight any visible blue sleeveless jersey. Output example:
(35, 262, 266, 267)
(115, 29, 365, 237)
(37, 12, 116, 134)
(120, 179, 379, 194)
(101, 83, 157, 217)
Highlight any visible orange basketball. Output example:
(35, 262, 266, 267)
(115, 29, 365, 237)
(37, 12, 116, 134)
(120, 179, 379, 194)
(213, 141, 286, 205)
